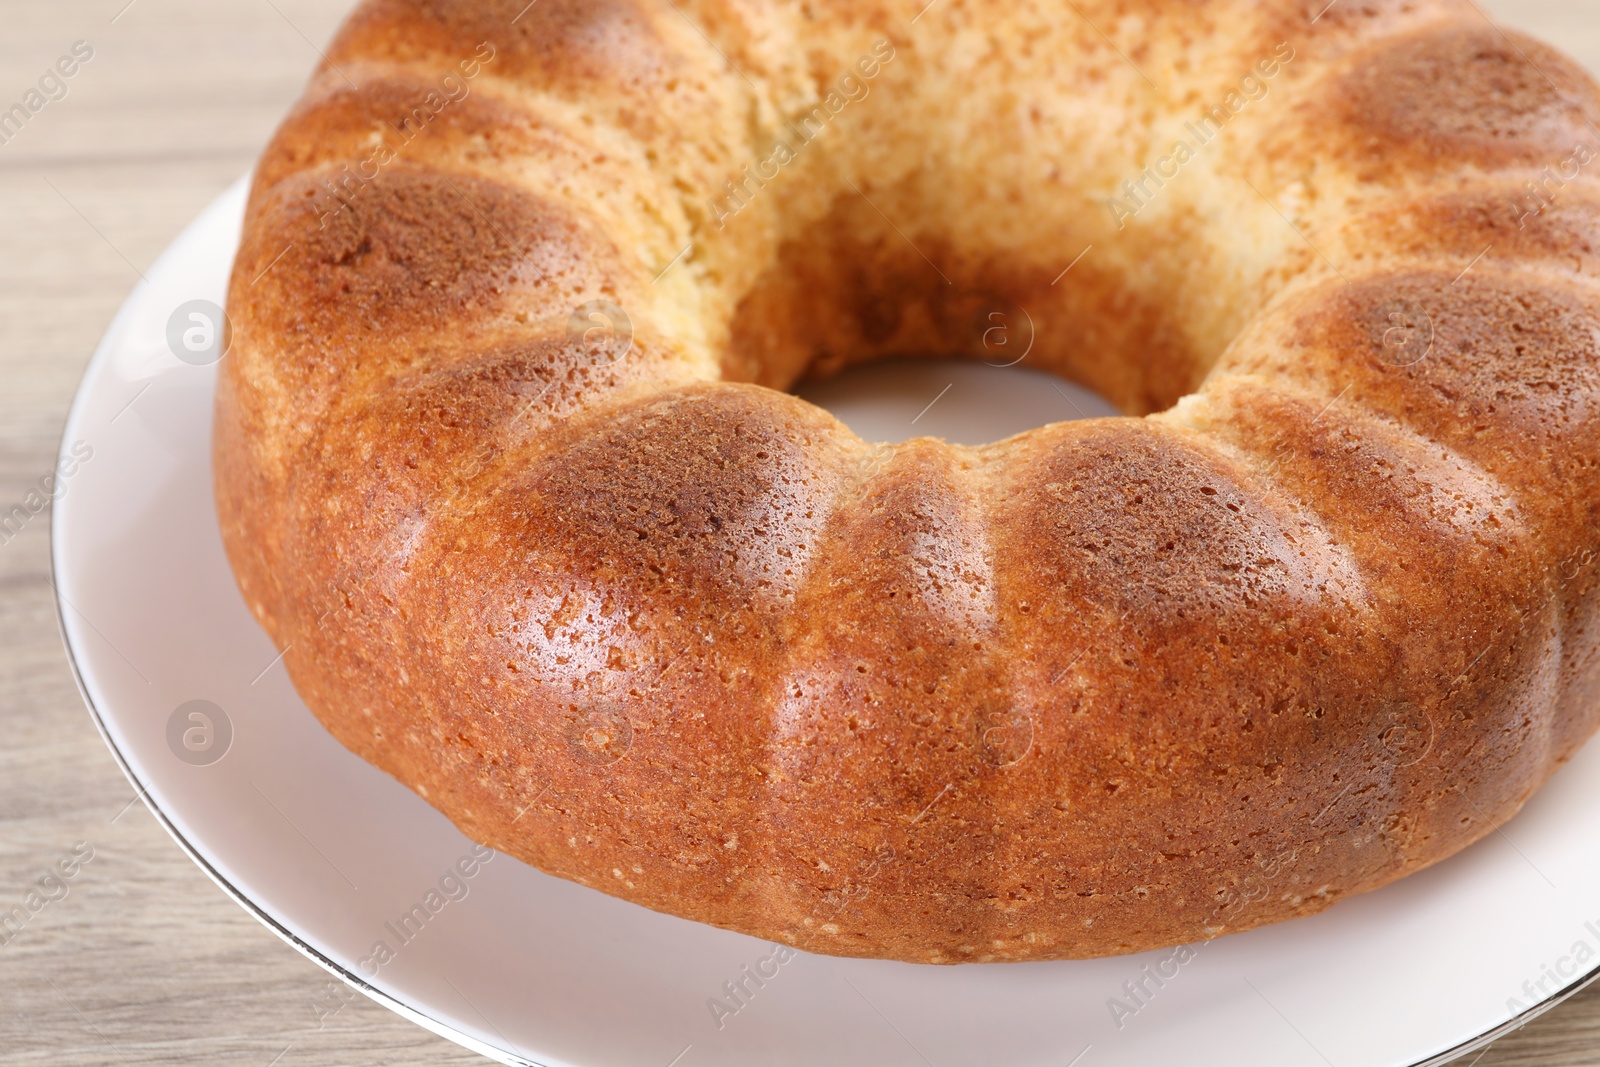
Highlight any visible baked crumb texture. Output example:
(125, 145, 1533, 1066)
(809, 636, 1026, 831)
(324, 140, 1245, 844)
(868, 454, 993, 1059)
(216, 0, 1600, 961)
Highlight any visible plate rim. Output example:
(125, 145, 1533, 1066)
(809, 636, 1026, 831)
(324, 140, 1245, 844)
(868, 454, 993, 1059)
(46, 176, 1600, 1067)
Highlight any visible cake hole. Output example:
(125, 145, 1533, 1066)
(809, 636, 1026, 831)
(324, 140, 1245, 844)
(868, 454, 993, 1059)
(795, 358, 1119, 446)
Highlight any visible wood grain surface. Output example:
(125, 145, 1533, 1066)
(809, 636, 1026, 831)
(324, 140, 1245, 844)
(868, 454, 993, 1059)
(1, 2, 1597, 1064)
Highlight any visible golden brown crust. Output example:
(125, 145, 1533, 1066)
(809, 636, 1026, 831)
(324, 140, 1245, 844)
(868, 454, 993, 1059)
(326, 0, 681, 102)
(251, 72, 552, 197)
(247, 168, 619, 354)
(217, 0, 1600, 961)
(1325, 25, 1600, 176)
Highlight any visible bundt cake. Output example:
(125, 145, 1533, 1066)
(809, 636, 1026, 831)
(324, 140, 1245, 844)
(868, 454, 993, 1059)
(215, 0, 1600, 962)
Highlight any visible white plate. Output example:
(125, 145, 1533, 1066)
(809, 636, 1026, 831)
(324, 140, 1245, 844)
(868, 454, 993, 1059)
(53, 177, 1600, 1067)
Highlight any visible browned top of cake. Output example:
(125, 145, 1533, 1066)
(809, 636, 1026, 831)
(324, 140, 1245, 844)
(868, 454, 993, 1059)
(216, 0, 1600, 961)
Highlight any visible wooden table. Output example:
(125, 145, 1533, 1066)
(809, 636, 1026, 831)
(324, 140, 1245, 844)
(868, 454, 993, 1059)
(2, 2, 1597, 1064)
